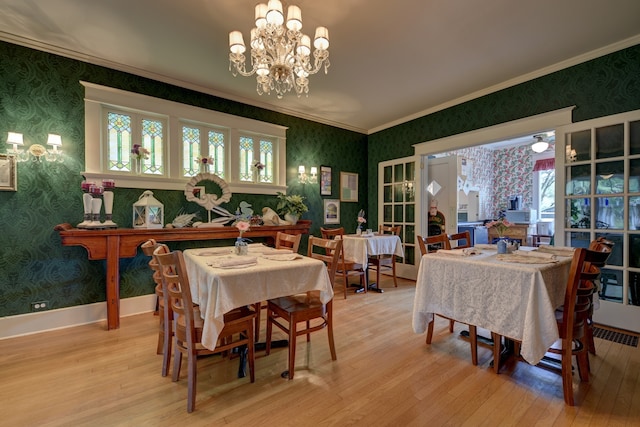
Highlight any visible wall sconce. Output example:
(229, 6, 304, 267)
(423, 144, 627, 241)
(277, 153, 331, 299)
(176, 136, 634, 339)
(6, 132, 65, 162)
(298, 165, 318, 184)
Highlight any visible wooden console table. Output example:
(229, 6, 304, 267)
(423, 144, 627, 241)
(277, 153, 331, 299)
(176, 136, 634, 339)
(54, 221, 311, 330)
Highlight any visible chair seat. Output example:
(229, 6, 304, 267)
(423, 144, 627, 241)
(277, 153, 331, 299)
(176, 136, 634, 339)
(269, 294, 325, 314)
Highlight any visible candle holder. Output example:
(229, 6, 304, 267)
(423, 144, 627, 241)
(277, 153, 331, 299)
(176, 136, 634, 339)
(88, 184, 104, 228)
(102, 179, 117, 228)
(78, 180, 95, 228)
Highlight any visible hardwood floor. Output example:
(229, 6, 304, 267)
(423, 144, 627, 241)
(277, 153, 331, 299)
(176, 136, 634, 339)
(1, 277, 639, 426)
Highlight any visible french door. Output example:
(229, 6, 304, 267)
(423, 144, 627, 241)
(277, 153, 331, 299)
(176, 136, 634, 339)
(556, 109, 640, 332)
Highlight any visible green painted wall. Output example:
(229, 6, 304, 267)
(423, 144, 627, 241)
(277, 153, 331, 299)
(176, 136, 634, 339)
(2, 40, 639, 318)
(0, 41, 367, 317)
(367, 44, 640, 230)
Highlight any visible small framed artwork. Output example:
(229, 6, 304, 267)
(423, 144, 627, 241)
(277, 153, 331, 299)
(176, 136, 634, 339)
(0, 154, 17, 191)
(340, 171, 358, 202)
(323, 199, 340, 224)
(320, 165, 332, 196)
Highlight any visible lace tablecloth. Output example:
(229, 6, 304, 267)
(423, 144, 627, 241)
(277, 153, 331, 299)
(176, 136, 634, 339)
(340, 234, 404, 268)
(412, 250, 572, 364)
(184, 247, 333, 350)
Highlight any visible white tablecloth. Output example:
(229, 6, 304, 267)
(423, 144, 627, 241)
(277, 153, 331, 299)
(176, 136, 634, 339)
(340, 234, 404, 268)
(412, 249, 572, 365)
(183, 247, 333, 350)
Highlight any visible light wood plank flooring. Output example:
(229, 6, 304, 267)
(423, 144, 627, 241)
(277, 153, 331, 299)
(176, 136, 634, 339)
(1, 277, 639, 426)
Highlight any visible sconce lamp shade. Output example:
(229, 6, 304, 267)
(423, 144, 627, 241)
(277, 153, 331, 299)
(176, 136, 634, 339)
(47, 134, 62, 147)
(7, 132, 24, 146)
(133, 190, 164, 229)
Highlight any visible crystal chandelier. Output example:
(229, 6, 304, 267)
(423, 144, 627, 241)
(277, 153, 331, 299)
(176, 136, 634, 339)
(229, 0, 330, 99)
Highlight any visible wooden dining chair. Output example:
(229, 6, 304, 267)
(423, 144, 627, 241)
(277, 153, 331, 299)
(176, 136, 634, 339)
(448, 230, 472, 249)
(320, 226, 365, 297)
(141, 239, 173, 377)
(491, 247, 610, 406)
(367, 225, 402, 288)
(155, 249, 256, 412)
(584, 239, 613, 356)
(417, 233, 450, 255)
(416, 234, 479, 365)
(265, 236, 340, 379)
(253, 231, 304, 342)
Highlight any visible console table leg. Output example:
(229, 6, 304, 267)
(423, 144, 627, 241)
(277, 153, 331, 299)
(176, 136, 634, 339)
(105, 236, 121, 330)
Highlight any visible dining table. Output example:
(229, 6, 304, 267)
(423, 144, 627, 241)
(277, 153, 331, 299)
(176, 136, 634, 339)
(339, 233, 404, 292)
(412, 245, 574, 365)
(183, 244, 334, 351)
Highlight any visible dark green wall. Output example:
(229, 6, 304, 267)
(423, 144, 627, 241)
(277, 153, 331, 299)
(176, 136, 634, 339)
(2, 40, 639, 318)
(0, 41, 367, 317)
(367, 44, 640, 229)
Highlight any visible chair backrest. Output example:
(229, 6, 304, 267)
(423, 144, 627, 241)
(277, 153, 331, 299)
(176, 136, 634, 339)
(417, 233, 451, 256)
(320, 226, 345, 240)
(308, 236, 342, 287)
(275, 232, 301, 253)
(449, 231, 471, 249)
(379, 225, 401, 237)
(560, 248, 612, 338)
(155, 250, 196, 345)
(141, 238, 160, 273)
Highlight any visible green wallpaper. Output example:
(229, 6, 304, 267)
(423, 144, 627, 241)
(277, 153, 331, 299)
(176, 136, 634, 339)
(367, 44, 640, 229)
(0, 41, 367, 317)
(1, 40, 639, 318)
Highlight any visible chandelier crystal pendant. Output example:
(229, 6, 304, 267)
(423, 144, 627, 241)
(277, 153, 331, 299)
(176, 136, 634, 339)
(229, 0, 330, 99)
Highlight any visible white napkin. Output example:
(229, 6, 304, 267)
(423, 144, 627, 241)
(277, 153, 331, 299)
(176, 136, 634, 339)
(536, 246, 575, 257)
(437, 248, 480, 256)
(262, 253, 302, 261)
(195, 248, 232, 256)
(207, 256, 258, 268)
(249, 246, 293, 254)
(513, 250, 557, 260)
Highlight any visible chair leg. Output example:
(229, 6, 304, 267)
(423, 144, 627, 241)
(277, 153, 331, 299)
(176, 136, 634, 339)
(426, 318, 434, 344)
(247, 323, 256, 383)
(491, 332, 502, 373)
(586, 320, 596, 355)
(287, 317, 297, 380)
(576, 339, 590, 383)
(376, 261, 381, 289)
(327, 310, 337, 361)
(561, 337, 575, 406)
(448, 319, 455, 333)
(392, 258, 398, 287)
(161, 315, 172, 377)
(186, 348, 197, 413)
(469, 325, 478, 366)
(265, 310, 273, 355)
(253, 302, 262, 342)
(157, 315, 164, 355)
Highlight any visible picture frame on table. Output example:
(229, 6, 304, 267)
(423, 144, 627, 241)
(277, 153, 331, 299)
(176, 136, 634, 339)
(0, 154, 17, 191)
(323, 199, 340, 224)
(320, 165, 332, 196)
(340, 171, 358, 202)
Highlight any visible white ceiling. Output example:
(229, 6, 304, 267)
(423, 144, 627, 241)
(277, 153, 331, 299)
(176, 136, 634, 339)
(1, 0, 639, 134)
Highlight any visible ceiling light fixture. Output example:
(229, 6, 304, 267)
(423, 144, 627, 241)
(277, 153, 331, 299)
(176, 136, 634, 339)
(531, 135, 549, 153)
(228, 0, 330, 99)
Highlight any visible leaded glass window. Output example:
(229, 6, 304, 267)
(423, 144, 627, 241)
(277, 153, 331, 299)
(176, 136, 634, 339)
(259, 139, 273, 183)
(239, 136, 254, 181)
(107, 112, 132, 172)
(142, 119, 163, 175)
(183, 126, 200, 177)
(208, 130, 225, 178)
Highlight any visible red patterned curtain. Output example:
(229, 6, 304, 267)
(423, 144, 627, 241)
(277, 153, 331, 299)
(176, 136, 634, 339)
(533, 158, 555, 171)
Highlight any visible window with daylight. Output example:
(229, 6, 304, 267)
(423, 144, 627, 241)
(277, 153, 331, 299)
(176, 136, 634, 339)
(82, 81, 287, 193)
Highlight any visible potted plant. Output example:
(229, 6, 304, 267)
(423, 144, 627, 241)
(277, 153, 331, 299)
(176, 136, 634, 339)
(276, 192, 308, 224)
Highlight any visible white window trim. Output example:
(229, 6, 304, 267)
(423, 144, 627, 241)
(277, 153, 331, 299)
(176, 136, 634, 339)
(81, 81, 287, 194)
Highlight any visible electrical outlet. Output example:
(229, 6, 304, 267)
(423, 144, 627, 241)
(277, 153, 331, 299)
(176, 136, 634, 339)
(31, 301, 50, 311)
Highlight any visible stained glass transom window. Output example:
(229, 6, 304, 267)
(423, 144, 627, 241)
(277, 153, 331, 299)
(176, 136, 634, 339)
(107, 112, 132, 171)
(141, 119, 164, 175)
(239, 136, 254, 181)
(182, 126, 200, 177)
(259, 139, 273, 183)
(208, 130, 225, 178)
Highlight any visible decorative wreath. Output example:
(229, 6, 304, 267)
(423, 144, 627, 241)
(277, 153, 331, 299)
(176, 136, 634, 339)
(184, 173, 232, 211)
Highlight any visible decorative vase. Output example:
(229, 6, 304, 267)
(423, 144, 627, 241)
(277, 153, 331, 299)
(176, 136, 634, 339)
(133, 157, 143, 175)
(356, 225, 362, 235)
(284, 213, 299, 225)
(497, 237, 508, 254)
(200, 163, 209, 173)
(235, 238, 248, 255)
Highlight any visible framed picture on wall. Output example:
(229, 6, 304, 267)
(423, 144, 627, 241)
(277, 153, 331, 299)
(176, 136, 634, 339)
(0, 154, 17, 191)
(340, 171, 358, 202)
(320, 165, 332, 195)
(323, 199, 340, 224)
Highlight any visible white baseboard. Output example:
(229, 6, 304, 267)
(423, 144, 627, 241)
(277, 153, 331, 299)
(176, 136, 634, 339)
(0, 294, 157, 340)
